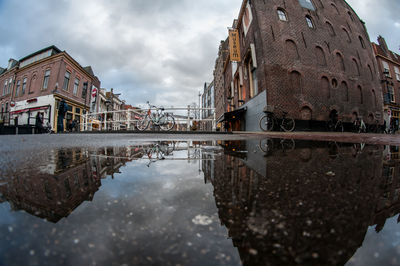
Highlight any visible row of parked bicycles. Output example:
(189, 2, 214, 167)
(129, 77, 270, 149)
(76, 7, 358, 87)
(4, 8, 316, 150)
(259, 108, 395, 134)
(134, 102, 175, 131)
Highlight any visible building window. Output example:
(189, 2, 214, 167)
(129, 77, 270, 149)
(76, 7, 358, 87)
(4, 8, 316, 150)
(3, 80, 7, 96)
(368, 64, 374, 81)
(63, 71, 71, 91)
(306, 16, 314, 28)
(388, 86, 395, 103)
(348, 11, 354, 21)
(247, 58, 258, 98)
(315, 46, 327, 66)
(73, 78, 80, 96)
(43, 69, 50, 90)
(359, 36, 366, 49)
(335, 53, 345, 72)
(352, 59, 360, 76)
(82, 82, 88, 99)
(7, 78, 12, 95)
(15, 80, 20, 97)
(342, 28, 351, 43)
(331, 3, 340, 14)
(277, 9, 288, 21)
(22, 78, 27, 95)
(395, 66, 400, 81)
(326, 21, 335, 36)
(382, 61, 391, 77)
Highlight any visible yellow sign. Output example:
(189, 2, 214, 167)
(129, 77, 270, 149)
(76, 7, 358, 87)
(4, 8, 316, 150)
(229, 30, 241, 62)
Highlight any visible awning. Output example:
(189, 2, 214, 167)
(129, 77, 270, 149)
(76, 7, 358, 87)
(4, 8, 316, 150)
(10, 105, 49, 115)
(218, 107, 247, 123)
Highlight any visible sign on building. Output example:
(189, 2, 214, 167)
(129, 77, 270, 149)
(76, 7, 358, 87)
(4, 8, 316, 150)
(229, 29, 241, 62)
(90, 86, 98, 113)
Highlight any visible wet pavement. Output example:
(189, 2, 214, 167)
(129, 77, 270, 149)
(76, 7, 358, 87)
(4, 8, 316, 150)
(1, 134, 400, 265)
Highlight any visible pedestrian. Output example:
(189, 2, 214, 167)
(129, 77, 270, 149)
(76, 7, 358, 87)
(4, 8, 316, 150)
(57, 99, 68, 133)
(35, 112, 44, 134)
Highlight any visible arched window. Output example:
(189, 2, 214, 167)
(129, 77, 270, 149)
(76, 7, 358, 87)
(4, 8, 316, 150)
(358, 85, 363, 104)
(306, 16, 314, 28)
(332, 78, 338, 88)
(367, 64, 374, 81)
(347, 11, 354, 21)
(315, 46, 327, 66)
(290, 71, 302, 94)
(352, 59, 360, 76)
(285, 40, 300, 60)
(326, 22, 335, 36)
(321, 76, 330, 98)
(342, 28, 351, 43)
(331, 3, 340, 14)
(359, 36, 366, 49)
(277, 9, 288, 21)
(29, 75, 37, 94)
(335, 53, 345, 71)
(341, 81, 349, 102)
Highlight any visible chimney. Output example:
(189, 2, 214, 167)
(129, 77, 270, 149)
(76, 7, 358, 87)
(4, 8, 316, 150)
(377, 36, 389, 54)
(7, 58, 18, 70)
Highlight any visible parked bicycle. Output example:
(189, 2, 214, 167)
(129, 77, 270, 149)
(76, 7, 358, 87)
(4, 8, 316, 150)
(352, 118, 366, 133)
(327, 118, 344, 132)
(259, 108, 295, 132)
(258, 138, 296, 154)
(136, 102, 175, 131)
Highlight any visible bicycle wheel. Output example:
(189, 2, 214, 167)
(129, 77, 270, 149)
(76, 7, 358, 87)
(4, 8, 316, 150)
(259, 139, 274, 153)
(337, 122, 344, 132)
(136, 115, 150, 131)
(259, 114, 274, 131)
(281, 118, 295, 132)
(159, 114, 175, 131)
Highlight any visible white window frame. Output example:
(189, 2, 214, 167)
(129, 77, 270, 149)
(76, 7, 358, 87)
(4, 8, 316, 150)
(395, 66, 400, 81)
(73, 78, 80, 95)
(22, 78, 27, 95)
(43, 70, 51, 90)
(15, 80, 20, 97)
(63, 71, 71, 91)
(3, 80, 7, 96)
(382, 61, 391, 77)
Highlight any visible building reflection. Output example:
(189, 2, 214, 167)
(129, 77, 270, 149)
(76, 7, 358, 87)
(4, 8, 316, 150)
(206, 139, 400, 265)
(0, 145, 150, 223)
(0, 142, 182, 223)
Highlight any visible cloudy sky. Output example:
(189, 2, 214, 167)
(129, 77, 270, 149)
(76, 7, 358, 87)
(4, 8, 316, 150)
(0, 0, 398, 107)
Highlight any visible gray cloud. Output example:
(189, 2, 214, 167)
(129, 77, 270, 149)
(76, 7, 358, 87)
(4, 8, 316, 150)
(0, 0, 398, 107)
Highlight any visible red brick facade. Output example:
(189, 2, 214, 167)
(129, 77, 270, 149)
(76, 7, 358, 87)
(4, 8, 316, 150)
(372, 36, 400, 131)
(214, 0, 384, 130)
(0, 46, 100, 131)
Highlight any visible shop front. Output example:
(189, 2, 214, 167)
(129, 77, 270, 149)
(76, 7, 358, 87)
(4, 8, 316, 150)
(54, 96, 88, 133)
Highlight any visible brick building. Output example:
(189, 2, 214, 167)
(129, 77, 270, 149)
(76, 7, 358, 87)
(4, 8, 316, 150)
(214, 0, 384, 131)
(206, 140, 400, 264)
(372, 36, 400, 132)
(200, 81, 215, 131)
(0, 46, 100, 132)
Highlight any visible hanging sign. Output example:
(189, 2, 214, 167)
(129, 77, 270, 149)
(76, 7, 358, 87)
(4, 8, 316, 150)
(229, 29, 241, 62)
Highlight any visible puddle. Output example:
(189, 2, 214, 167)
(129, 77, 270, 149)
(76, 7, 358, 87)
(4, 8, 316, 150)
(0, 139, 399, 265)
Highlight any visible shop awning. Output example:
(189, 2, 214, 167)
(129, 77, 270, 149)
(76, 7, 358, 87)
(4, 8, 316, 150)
(218, 107, 247, 123)
(10, 105, 50, 115)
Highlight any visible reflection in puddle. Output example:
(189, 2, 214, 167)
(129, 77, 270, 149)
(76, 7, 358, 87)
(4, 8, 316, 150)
(0, 139, 399, 265)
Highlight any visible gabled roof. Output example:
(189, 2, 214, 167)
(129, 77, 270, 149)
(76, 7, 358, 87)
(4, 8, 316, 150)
(372, 43, 400, 65)
(83, 66, 95, 76)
